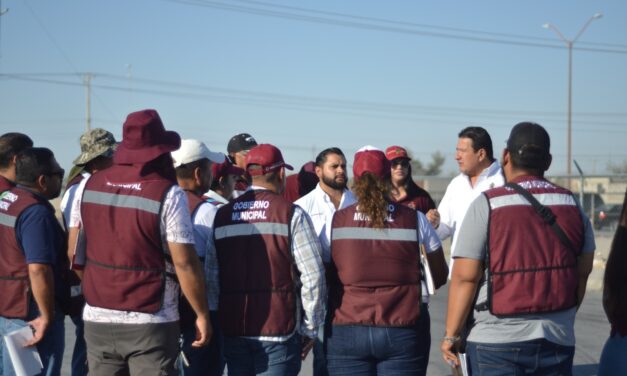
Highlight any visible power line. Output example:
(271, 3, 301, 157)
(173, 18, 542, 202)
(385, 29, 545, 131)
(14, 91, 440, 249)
(161, 0, 627, 54)
(4, 73, 626, 134)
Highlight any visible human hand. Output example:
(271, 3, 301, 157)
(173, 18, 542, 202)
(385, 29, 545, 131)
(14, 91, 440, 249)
(426, 209, 440, 229)
(440, 337, 460, 368)
(25, 316, 50, 346)
(191, 314, 212, 347)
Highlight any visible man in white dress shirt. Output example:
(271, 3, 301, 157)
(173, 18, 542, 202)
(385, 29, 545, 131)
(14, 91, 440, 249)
(295, 147, 356, 376)
(429, 127, 504, 271)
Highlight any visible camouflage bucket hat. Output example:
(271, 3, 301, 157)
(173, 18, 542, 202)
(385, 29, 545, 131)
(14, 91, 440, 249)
(72, 128, 118, 166)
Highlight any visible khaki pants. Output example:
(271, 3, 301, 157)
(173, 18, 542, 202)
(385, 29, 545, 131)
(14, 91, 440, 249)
(84, 321, 180, 376)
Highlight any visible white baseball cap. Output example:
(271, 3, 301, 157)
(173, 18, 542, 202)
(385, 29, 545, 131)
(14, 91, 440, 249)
(171, 139, 225, 167)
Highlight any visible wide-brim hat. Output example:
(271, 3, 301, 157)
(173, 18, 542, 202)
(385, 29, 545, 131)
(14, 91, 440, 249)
(72, 128, 118, 166)
(114, 109, 181, 164)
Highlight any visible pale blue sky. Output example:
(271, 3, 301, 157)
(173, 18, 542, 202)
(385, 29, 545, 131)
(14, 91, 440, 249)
(1, 0, 626, 176)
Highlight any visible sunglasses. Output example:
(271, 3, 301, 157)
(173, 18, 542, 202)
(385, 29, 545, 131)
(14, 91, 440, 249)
(391, 159, 409, 168)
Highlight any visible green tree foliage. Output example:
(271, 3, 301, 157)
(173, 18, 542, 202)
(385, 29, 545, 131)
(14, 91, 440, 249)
(607, 160, 627, 174)
(409, 151, 445, 176)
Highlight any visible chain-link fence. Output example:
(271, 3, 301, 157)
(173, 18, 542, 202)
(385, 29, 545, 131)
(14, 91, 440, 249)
(415, 174, 627, 231)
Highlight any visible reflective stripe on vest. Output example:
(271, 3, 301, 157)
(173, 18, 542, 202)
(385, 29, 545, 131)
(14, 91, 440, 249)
(215, 222, 289, 240)
(489, 192, 576, 210)
(82, 190, 161, 214)
(332, 227, 417, 242)
(0, 212, 16, 228)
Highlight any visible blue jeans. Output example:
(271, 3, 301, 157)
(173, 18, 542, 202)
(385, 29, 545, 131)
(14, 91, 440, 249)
(466, 339, 575, 375)
(179, 311, 225, 376)
(69, 314, 87, 376)
(598, 333, 627, 376)
(0, 308, 65, 376)
(313, 326, 328, 376)
(223, 333, 302, 376)
(326, 324, 428, 376)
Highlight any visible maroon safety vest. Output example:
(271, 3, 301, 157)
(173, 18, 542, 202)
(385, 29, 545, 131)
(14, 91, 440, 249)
(330, 202, 421, 327)
(0, 175, 15, 192)
(484, 176, 584, 316)
(81, 165, 174, 313)
(0, 187, 60, 318)
(213, 189, 296, 336)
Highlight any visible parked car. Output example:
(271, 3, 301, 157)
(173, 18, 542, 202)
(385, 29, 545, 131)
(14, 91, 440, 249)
(594, 204, 622, 230)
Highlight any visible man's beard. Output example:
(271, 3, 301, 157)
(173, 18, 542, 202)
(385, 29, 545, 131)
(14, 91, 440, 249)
(322, 174, 347, 190)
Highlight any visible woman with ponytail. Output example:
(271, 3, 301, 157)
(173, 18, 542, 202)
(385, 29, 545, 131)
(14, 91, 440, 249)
(325, 146, 448, 376)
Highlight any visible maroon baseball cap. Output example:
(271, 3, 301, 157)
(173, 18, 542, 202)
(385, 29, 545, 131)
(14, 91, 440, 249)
(353, 148, 390, 180)
(385, 145, 410, 161)
(245, 144, 293, 176)
(212, 158, 245, 181)
(114, 109, 181, 164)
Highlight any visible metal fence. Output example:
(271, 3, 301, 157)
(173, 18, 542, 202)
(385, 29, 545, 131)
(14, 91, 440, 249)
(415, 174, 627, 230)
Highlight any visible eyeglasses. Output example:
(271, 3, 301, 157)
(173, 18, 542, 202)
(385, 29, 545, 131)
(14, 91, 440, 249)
(391, 159, 409, 168)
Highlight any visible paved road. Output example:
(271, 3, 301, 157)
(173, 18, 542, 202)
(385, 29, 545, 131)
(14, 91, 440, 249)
(61, 288, 609, 376)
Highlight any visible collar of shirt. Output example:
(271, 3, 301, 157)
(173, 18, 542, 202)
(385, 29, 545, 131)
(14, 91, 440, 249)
(205, 189, 228, 205)
(463, 160, 502, 188)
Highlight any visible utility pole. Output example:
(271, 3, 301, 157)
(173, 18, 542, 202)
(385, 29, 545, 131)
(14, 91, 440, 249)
(83, 73, 92, 131)
(0, 0, 9, 58)
(543, 13, 602, 182)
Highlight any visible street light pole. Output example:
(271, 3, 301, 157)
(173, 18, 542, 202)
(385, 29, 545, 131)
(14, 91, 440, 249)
(543, 13, 602, 179)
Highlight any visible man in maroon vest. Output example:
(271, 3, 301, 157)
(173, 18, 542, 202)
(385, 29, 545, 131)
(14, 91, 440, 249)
(171, 139, 225, 376)
(442, 122, 596, 375)
(0, 133, 33, 192)
(66, 109, 212, 376)
(1, 147, 67, 376)
(213, 143, 326, 375)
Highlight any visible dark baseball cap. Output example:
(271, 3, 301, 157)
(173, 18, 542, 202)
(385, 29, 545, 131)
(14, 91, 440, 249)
(507, 122, 550, 156)
(227, 133, 258, 154)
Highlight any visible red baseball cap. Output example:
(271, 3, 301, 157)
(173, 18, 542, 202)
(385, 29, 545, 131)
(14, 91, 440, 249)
(385, 145, 410, 161)
(212, 158, 245, 181)
(353, 147, 390, 180)
(245, 144, 293, 176)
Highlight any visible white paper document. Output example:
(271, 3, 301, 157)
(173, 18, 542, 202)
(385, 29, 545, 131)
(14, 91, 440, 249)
(420, 245, 435, 295)
(2, 326, 43, 376)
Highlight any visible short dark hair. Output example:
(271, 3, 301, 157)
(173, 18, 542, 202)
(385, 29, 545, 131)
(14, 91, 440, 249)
(175, 158, 210, 180)
(315, 147, 345, 167)
(15, 147, 57, 185)
(0, 133, 34, 169)
(458, 127, 494, 162)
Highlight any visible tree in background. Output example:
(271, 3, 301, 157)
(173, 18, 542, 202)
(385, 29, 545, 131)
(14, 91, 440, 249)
(608, 160, 627, 174)
(409, 150, 445, 176)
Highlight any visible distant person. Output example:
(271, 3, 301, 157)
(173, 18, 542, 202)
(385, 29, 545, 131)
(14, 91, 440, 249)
(172, 139, 225, 376)
(598, 189, 627, 375)
(295, 148, 356, 376)
(0, 147, 68, 376)
(205, 157, 244, 206)
(283, 161, 318, 202)
(431, 127, 504, 272)
(67, 109, 211, 376)
(441, 122, 595, 374)
(60, 128, 117, 376)
(212, 143, 326, 375)
(226, 133, 257, 198)
(325, 146, 447, 376)
(385, 145, 436, 215)
(0, 132, 33, 191)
